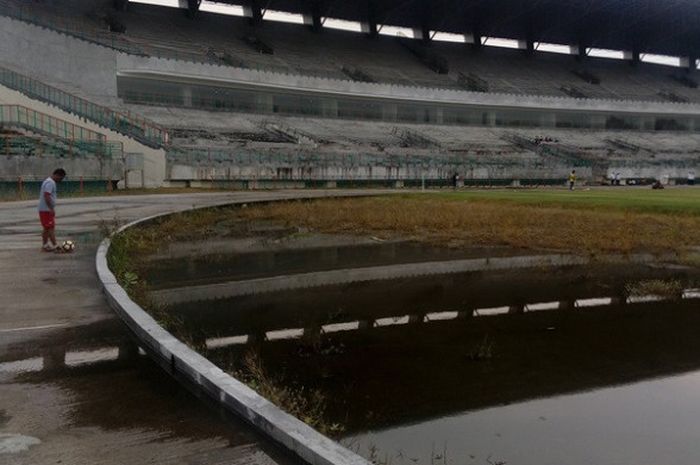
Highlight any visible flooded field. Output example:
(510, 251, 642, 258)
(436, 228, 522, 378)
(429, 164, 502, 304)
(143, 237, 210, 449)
(129, 210, 700, 465)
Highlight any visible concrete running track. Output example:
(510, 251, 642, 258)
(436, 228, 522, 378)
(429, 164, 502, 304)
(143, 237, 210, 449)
(0, 191, 373, 465)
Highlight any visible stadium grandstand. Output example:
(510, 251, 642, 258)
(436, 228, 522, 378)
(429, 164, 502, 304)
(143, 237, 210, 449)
(1, 0, 699, 188)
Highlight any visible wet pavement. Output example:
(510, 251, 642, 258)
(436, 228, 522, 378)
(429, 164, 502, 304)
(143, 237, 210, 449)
(0, 191, 376, 465)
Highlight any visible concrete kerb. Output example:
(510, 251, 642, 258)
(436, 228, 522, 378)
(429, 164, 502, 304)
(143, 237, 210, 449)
(95, 197, 372, 465)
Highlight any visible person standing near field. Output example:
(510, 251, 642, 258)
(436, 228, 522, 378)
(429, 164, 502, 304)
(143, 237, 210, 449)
(568, 170, 577, 190)
(38, 168, 66, 251)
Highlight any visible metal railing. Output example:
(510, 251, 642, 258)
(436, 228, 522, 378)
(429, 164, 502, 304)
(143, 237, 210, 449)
(0, 134, 123, 159)
(0, 104, 105, 142)
(0, 66, 168, 147)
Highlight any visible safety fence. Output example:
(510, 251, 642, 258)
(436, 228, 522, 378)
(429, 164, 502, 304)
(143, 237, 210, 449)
(0, 134, 123, 159)
(0, 179, 118, 201)
(0, 65, 169, 147)
(0, 104, 105, 142)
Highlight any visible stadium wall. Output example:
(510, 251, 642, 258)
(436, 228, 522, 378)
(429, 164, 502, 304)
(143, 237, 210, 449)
(0, 16, 119, 104)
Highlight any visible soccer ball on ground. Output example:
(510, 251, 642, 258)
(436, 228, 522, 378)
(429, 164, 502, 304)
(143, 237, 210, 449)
(61, 240, 76, 253)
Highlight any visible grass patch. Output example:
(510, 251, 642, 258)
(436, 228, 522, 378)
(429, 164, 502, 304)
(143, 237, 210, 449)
(234, 350, 343, 436)
(625, 279, 684, 299)
(235, 195, 700, 255)
(427, 188, 700, 216)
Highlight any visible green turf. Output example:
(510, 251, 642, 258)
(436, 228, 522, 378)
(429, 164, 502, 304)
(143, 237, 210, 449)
(414, 187, 700, 216)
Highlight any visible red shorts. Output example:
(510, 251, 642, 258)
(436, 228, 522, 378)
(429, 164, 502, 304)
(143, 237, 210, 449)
(39, 211, 55, 229)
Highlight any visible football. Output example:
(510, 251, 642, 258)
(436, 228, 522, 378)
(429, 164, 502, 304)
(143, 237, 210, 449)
(61, 240, 75, 253)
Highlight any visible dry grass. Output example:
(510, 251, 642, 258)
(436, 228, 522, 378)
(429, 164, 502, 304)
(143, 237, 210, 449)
(236, 197, 700, 255)
(234, 351, 343, 436)
(625, 279, 684, 299)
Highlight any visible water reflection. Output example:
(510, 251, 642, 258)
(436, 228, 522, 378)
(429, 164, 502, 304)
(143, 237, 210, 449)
(153, 258, 700, 464)
(345, 370, 700, 465)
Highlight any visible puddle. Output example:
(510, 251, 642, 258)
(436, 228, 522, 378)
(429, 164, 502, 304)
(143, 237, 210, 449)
(136, 218, 700, 465)
(0, 434, 41, 454)
(149, 260, 700, 465)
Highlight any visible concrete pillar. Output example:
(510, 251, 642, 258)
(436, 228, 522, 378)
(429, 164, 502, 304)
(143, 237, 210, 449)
(118, 341, 139, 361)
(542, 112, 557, 128)
(43, 347, 66, 370)
(435, 107, 444, 124)
(182, 87, 193, 108)
(321, 99, 338, 118)
(457, 308, 474, 319)
(255, 94, 274, 113)
(610, 294, 626, 306)
(485, 111, 496, 127)
(558, 300, 575, 310)
(247, 332, 266, 344)
(508, 304, 525, 314)
(303, 323, 322, 345)
(382, 103, 398, 122)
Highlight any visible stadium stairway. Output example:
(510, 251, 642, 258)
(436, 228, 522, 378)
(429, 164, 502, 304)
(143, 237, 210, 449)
(0, 66, 168, 148)
(0, 75, 165, 187)
(0, 133, 122, 160)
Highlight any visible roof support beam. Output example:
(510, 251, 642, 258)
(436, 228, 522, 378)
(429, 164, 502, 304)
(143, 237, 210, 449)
(113, 0, 128, 12)
(471, 26, 482, 50)
(306, 0, 323, 33)
(185, 0, 201, 19)
(248, 0, 263, 26)
(420, 0, 431, 44)
(630, 48, 640, 67)
(576, 39, 587, 62)
(363, 0, 378, 37)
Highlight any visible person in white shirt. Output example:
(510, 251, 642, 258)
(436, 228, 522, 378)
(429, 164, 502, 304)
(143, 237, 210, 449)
(38, 169, 66, 251)
(688, 171, 695, 186)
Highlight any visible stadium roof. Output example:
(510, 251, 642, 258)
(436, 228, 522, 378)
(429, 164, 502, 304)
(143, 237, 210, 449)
(199, 0, 700, 60)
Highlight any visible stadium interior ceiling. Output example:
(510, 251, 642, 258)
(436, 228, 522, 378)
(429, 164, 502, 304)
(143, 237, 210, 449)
(174, 0, 700, 60)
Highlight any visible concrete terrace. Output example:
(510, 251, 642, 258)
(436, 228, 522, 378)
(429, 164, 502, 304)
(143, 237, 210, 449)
(0, 190, 368, 465)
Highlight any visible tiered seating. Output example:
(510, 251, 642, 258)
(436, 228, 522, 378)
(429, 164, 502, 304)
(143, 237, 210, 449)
(4, 0, 700, 103)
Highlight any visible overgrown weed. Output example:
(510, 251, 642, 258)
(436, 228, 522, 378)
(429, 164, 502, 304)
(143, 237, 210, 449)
(235, 197, 700, 255)
(625, 279, 684, 299)
(234, 350, 344, 436)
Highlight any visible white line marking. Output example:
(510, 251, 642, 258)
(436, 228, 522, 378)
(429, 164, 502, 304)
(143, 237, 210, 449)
(0, 323, 70, 333)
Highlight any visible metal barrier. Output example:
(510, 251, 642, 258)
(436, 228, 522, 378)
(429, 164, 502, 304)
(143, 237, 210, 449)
(0, 104, 105, 142)
(0, 65, 169, 148)
(0, 134, 123, 159)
